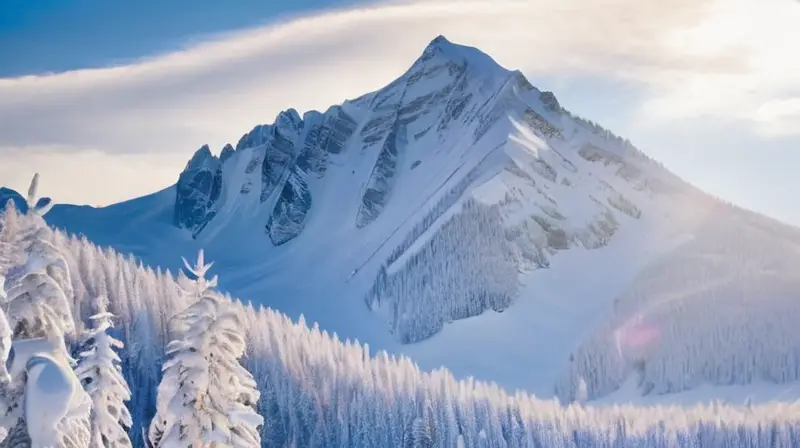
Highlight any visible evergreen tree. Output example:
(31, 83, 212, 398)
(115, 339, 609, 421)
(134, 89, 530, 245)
(76, 295, 133, 448)
(3, 174, 73, 346)
(575, 376, 588, 404)
(0, 274, 11, 382)
(0, 201, 23, 273)
(0, 273, 17, 433)
(149, 250, 262, 447)
(0, 174, 91, 448)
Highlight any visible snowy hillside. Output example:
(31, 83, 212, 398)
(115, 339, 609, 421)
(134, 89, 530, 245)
(11, 36, 800, 407)
(3, 213, 800, 447)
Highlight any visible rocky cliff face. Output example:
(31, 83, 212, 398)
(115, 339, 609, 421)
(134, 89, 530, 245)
(354, 36, 499, 227)
(173, 145, 222, 237)
(173, 104, 359, 243)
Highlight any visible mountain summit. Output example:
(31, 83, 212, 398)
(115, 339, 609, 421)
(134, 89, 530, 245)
(166, 35, 686, 344)
(172, 35, 515, 240)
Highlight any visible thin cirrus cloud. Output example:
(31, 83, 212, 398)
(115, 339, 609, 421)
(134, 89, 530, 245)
(640, 0, 800, 128)
(0, 0, 797, 206)
(754, 98, 800, 137)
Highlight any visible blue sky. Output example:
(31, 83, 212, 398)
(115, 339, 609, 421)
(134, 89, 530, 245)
(0, 0, 352, 75)
(1, 0, 799, 225)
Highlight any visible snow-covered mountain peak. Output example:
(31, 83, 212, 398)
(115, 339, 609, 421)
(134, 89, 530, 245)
(163, 35, 690, 342)
(415, 34, 510, 78)
(174, 144, 223, 235)
(169, 35, 685, 251)
(219, 143, 235, 163)
(185, 144, 217, 169)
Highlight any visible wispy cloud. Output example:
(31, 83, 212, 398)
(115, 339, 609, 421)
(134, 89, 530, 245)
(753, 98, 800, 137)
(0, 147, 189, 205)
(639, 0, 800, 133)
(1, 0, 797, 205)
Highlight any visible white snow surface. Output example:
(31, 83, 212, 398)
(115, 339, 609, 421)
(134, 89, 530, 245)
(7, 338, 92, 448)
(401, 218, 693, 397)
(33, 36, 800, 405)
(595, 375, 800, 407)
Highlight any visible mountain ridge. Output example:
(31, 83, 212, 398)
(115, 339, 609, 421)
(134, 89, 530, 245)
(170, 35, 682, 247)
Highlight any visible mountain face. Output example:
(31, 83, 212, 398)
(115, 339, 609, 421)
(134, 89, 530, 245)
(173, 145, 223, 237)
(174, 104, 358, 244)
(174, 35, 662, 244)
(170, 35, 685, 342)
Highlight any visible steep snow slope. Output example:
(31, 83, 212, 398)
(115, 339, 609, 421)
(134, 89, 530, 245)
(16, 36, 800, 404)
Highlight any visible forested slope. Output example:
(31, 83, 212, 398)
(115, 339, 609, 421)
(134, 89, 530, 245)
(3, 204, 797, 447)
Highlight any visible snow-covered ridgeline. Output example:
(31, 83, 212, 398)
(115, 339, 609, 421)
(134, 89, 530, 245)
(358, 68, 666, 343)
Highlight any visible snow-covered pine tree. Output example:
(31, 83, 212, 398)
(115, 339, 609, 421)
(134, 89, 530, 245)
(149, 250, 262, 447)
(0, 274, 11, 382)
(76, 295, 133, 448)
(0, 273, 16, 435)
(0, 201, 22, 274)
(0, 174, 91, 448)
(3, 174, 73, 348)
(575, 376, 588, 404)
